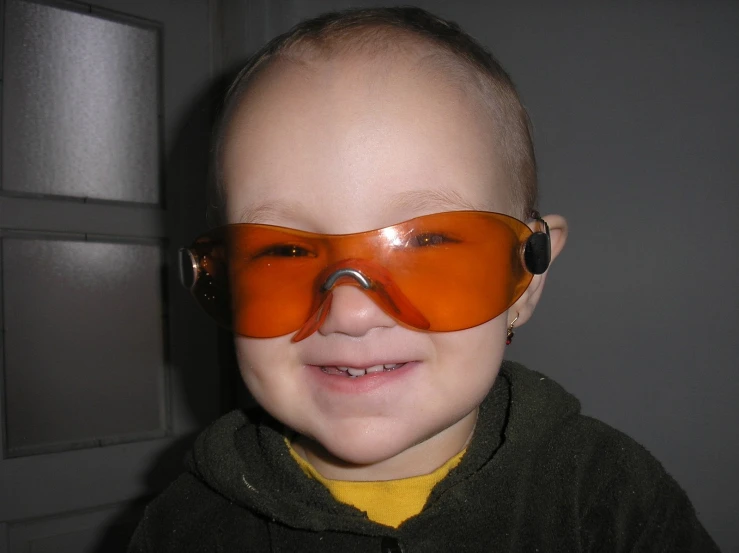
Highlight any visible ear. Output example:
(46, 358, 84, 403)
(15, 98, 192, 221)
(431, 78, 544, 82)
(509, 214, 568, 328)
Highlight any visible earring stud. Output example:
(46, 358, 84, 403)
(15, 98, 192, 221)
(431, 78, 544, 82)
(506, 314, 519, 345)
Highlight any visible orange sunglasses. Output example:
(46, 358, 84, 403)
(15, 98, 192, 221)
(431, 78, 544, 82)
(179, 210, 550, 341)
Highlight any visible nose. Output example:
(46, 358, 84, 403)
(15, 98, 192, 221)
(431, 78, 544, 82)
(318, 282, 397, 338)
(291, 260, 429, 342)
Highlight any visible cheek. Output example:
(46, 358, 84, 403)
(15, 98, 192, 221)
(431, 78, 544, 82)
(233, 336, 296, 402)
(431, 317, 508, 384)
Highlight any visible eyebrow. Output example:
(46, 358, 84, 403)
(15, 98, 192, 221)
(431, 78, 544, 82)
(237, 199, 301, 224)
(237, 189, 485, 224)
(387, 189, 485, 213)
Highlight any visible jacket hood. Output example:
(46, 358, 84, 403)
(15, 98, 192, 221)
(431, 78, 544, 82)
(186, 360, 581, 535)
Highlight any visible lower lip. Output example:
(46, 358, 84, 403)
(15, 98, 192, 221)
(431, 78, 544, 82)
(305, 361, 418, 394)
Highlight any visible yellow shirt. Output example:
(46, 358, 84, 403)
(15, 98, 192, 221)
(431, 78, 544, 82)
(287, 441, 466, 528)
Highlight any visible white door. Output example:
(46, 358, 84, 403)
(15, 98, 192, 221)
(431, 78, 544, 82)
(0, 1, 225, 551)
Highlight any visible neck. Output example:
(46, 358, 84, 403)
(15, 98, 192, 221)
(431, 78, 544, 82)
(291, 407, 478, 481)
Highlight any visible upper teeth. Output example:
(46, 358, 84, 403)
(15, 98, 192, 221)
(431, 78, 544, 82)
(331, 363, 404, 377)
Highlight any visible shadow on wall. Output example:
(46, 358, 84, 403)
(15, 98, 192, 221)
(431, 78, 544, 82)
(90, 64, 254, 553)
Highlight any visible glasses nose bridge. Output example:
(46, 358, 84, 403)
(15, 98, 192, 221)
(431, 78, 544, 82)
(291, 257, 431, 342)
(321, 267, 372, 291)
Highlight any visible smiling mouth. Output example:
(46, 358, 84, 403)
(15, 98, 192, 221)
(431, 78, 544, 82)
(320, 363, 408, 378)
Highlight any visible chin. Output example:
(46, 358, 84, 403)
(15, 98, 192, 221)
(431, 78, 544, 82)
(326, 439, 406, 467)
(310, 422, 419, 467)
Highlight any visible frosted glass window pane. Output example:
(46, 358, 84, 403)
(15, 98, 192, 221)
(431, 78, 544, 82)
(3, 0, 160, 203)
(3, 239, 167, 453)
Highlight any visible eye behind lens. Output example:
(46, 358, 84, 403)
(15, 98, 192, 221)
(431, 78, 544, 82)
(256, 244, 317, 258)
(409, 233, 459, 247)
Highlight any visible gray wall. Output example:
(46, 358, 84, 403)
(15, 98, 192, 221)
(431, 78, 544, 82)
(218, 1, 739, 550)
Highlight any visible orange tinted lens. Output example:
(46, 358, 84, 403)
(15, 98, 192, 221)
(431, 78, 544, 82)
(186, 211, 534, 338)
(377, 212, 532, 331)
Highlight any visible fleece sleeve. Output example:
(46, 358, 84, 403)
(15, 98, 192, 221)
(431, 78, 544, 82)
(574, 422, 721, 553)
(581, 476, 720, 552)
(126, 473, 272, 553)
(127, 519, 150, 553)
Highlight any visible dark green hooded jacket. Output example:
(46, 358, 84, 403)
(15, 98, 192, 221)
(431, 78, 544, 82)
(128, 361, 720, 552)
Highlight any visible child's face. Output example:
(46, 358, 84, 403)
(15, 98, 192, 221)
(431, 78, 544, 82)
(222, 51, 512, 479)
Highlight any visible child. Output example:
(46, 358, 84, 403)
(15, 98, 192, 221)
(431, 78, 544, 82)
(130, 7, 720, 552)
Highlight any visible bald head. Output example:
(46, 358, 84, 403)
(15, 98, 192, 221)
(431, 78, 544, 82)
(210, 7, 537, 225)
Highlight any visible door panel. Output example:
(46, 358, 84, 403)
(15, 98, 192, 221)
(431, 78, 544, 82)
(0, 0, 221, 550)
(3, 237, 167, 456)
(1, 438, 180, 521)
(3, 0, 161, 203)
(7, 501, 140, 553)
